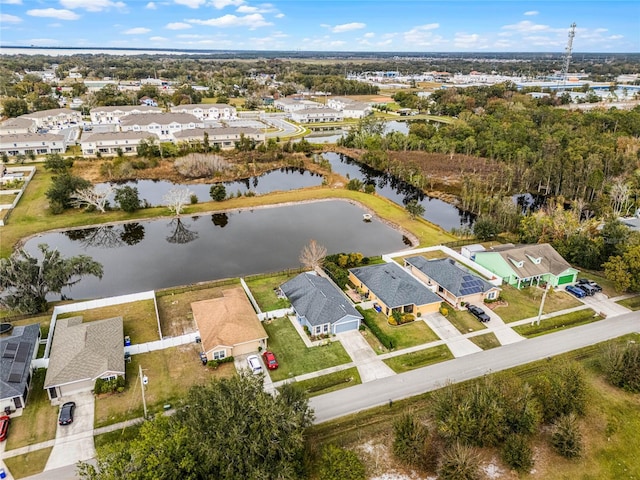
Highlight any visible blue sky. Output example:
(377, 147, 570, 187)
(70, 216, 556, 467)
(1, 0, 638, 52)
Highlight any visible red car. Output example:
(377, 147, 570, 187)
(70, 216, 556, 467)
(262, 351, 279, 370)
(0, 415, 10, 442)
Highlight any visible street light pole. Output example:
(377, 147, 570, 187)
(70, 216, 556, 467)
(139, 364, 148, 418)
(534, 285, 549, 326)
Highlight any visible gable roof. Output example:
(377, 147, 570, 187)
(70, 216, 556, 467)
(23, 108, 78, 118)
(90, 105, 162, 114)
(0, 117, 36, 130)
(44, 316, 124, 388)
(405, 257, 497, 298)
(171, 103, 234, 111)
(120, 112, 200, 126)
(81, 131, 159, 143)
(349, 262, 440, 308)
(191, 287, 267, 353)
(281, 272, 362, 327)
(0, 324, 40, 401)
(480, 243, 575, 278)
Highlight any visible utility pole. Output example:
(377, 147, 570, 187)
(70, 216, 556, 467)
(533, 285, 549, 326)
(139, 364, 148, 418)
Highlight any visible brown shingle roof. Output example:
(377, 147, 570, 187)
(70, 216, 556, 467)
(491, 243, 575, 278)
(191, 287, 267, 354)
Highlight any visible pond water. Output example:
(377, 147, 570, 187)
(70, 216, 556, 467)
(303, 120, 411, 144)
(24, 200, 408, 300)
(98, 167, 323, 206)
(322, 152, 475, 231)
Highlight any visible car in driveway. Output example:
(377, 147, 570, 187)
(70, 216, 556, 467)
(578, 278, 602, 293)
(262, 351, 279, 370)
(466, 304, 490, 322)
(58, 401, 76, 426)
(575, 283, 597, 296)
(0, 415, 9, 441)
(566, 285, 586, 298)
(246, 355, 263, 374)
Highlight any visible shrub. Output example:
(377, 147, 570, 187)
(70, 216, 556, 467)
(600, 341, 640, 393)
(94, 376, 126, 394)
(393, 414, 434, 470)
(501, 433, 534, 472)
(318, 445, 366, 480)
(437, 442, 481, 480)
(359, 308, 394, 349)
(210, 183, 226, 201)
(531, 361, 588, 423)
(114, 186, 141, 213)
(174, 153, 230, 178)
(551, 413, 583, 459)
(439, 304, 449, 316)
(190, 194, 198, 204)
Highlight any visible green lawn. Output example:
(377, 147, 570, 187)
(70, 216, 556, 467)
(468, 332, 501, 350)
(245, 271, 300, 311)
(359, 308, 440, 353)
(5, 369, 57, 450)
(3, 447, 53, 479)
(513, 308, 602, 338)
(289, 367, 361, 397)
(383, 344, 453, 373)
(617, 295, 640, 311)
(262, 317, 351, 382)
(445, 308, 487, 334)
(577, 270, 621, 298)
(495, 285, 582, 323)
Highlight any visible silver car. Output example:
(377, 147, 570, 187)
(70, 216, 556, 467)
(246, 355, 263, 374)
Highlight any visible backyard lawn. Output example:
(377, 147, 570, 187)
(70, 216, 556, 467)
(262, 317, 351, 382)
(444, 308, 487, 334)
(94, 343, 235, 428)
(360, 308, 440, 353)
(468, 332, 501, 350)
(3, 447, 52, 479)
(58, 299, 159, 344)
(5, 369, 57, 450)
(383, 344, 454, 373)
(245, 271, 299, 311)
(290, 367, 361, 397)
(493, 285, 582, 323)
(513, 308, 602, 338)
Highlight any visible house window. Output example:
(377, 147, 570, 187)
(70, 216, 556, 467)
(323, 324, 329, 333)
(487, 291, 497, 300)
(48, 387, 58, 399)
(13, 396, 22, 409)
(213, 350, 226, 360)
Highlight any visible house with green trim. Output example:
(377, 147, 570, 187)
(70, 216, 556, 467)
(473, 243, 578, 289)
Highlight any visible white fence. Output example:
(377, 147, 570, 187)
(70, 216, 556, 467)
(125, 332, 200, 355)
(0, 166, 36, 226)
(258, 308, 294, 321)
(240, 278, 262, 314)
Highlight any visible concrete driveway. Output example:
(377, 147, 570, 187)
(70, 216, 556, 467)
(233, 353, 275, 394)
(44, 392, 96, 471)
(422, 313, 482, 357)
(482, 308, 525, 345)
(579, 292, 631, 317)
(338, 330, 395, 383)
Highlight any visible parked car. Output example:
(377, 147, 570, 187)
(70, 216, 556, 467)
(0, 415, 10, 441)
(575, 283, 597, 296)
(578, 278, 602, 292)
(566, 285, 586, 298)
(467, 304, 490, 322)
(246, 355, 263, 374)
(262, 351, 279, 370)
(58, 401, 76, 426)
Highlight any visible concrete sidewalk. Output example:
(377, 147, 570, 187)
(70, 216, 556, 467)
(422, 313, 482, 357)
(338, 330, 395, 382)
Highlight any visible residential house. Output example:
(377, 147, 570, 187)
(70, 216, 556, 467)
(173, 127, 264, 150)
(170, 103, 237, 121)
(348, 262, 441, 317)
(139, 96, 158, 107)
(280, 272, 363, 336)
(120, 112, 204, 141)
(291, 108, 343, 123)
(191, 287, 268, 361)
(22, 108, 82, 130)
(404, 256, 501, 309)
(473, 243, 579, 289)
(327, 97, 372, 118)
(0, 132, 67, 156)
(44, 316, 125, 401)
(80, 131, 159, 156)
(90, 105, 163, 124)
(274, 98, 322, 113)
(0, 324, 41, 414)
(0, 117, 37, 135)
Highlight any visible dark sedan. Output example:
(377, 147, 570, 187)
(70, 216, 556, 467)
(58, 402, 76, 426)
(467, 304, 491, 322)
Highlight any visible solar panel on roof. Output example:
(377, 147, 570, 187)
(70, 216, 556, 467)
(2, 342, 18, 359)
(8, 361, 25, 383)
(15, 342, 30, 362)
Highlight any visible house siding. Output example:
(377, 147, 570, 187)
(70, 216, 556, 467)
(474, 252, 519, 286)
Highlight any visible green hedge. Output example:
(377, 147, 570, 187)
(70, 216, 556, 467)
(358, 307, 395, 350)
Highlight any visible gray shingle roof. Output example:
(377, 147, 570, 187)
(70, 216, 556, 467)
(481, 243, 575, 278)
(281, 272, 362, 327)
(349, 262, 441, 308)
(120, 112, 200, 126)
(405, 256, 496, 298)
(0, 324, 40, 401)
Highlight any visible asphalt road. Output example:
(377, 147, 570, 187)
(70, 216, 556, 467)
(310, 311, 640, 424)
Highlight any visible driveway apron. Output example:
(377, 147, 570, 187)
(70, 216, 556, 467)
(422, 313, 483, 357)
(338, 330, 395, 383)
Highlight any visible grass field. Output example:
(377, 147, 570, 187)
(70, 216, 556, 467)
(3, 447, 53, 479)
(445, 308, 487, 334)
(262, 317, 351, 382)
(468, 332, 501, 350)
(513, 309, 602, 338)
(58, 299, 159, 344)
(290, 367, 361, 397)
(617, 295, 640, 311)
(495, 285, 582, 323)
(359, 308, 440, 352)
(383, 344, 453, 373)
(577, 270, 620, 298)
(5, 369, 57, 450)
(244, 271, 300, 311)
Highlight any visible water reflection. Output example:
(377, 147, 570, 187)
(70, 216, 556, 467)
(211, 213, 229, 228)
(166, 218, 198, 244)
(121, 223, 145, 246)
(64, 222, 147, 248)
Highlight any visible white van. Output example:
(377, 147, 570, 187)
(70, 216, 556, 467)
(246, 355, 263, 374)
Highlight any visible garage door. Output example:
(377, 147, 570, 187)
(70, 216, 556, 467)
(333, 320, 359, 334)
(557, 274, 575, 285)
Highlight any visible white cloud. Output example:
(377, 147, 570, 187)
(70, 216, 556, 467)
(26, 8, 80, 20)
(274, 13, 284, 18)
(329, 22, 366, 33)
(454, 32, 487, 49)
(524, 10, 539, 16)
(175, 0, 206, 8)
(150, 36, 168, 41)
(146, 2, 157, 9)
(236, 3, 276, 14)
(124, 27, 151, 34)
(403, 23, 443, 46)
(502, 20, 551, 33)
(329, 40, 346, 47)
(2, 0, 22, 4)
(60, 0, 126, 11)
(188, 13, 272, 28)
(166, 22, 191, 29)
(48, 23, 62, 28)
(210, 0, 244, 8)
(0, 13, 22, 23)
(363, 32, 375, 38)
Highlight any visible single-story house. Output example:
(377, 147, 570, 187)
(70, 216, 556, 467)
(44, 316, 125, 401)
(348, 262, 441, 317)
(80, 131, 159, 156)
(473, 243, 579, 289)
(1, 324, 41, 414)
(404, 256, 501, 308)
(0, 132, 67, 157)
(280, 272, 363, 336)
(191, 287, 268, 361)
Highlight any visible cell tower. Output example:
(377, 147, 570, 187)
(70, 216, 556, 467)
(560, 22, 577, 87)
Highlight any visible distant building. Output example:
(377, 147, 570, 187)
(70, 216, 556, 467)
(120, 112, 204, 141)
(90, 105, 163, 124)
(0, 117, 37, 135)
(170, 103, 237, 121)
(291, 108, 343, 123)
(274, 98, 322, 113)
(80, 131, 159, 156)
(139, 96, 158, 107)
(173, 127, 264, 149)
(0, 132, 68, 156)
(326, 97, 373, 118)
(22, 108, 82, 130)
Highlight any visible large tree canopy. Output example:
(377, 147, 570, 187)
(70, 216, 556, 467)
(79, 374, 313, 480)
(0, 244, 103, 314)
